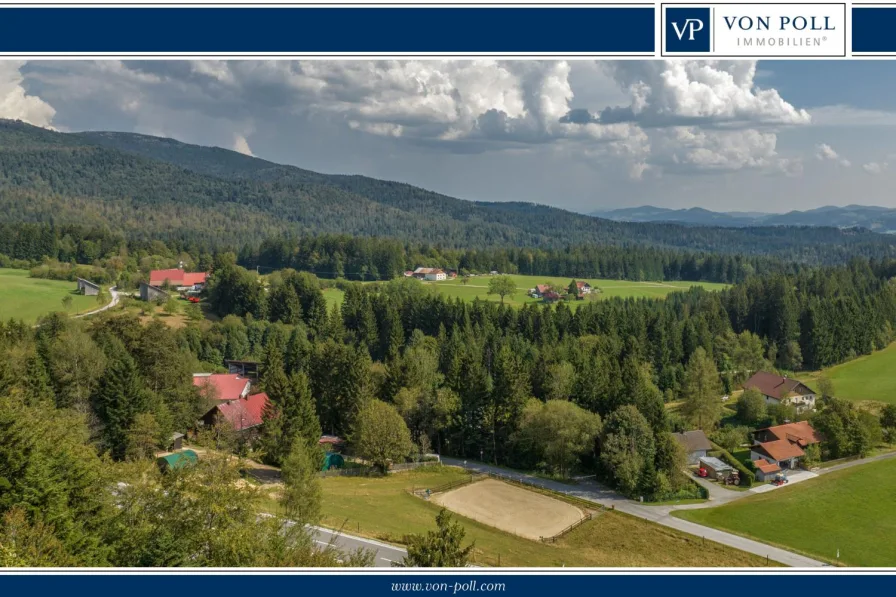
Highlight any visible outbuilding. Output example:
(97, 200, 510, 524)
(698, 456, 734, 480)
(672, 430, 713, 465)
(139, 281, 169, 303)
(76, 278, 100, 296)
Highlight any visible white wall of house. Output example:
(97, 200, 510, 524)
(424, 272, 446, 281)
(763, 393, 816, 411)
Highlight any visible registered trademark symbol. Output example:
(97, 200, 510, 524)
(823, 36, 828, 41)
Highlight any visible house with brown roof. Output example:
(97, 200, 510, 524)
(575, 281, 592, 295)
(412, 267, 447, 281)
(531, 284, 551, 297)
(672, 430, 713, 464)
(750, 421, 822, 474)
(743, 371, 817, 412)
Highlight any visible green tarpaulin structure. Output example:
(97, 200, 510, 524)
(157, 449, 198, 473)
(322, 452, 345, 471)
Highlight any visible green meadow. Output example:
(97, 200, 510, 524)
(423, 274, 727, 308)
(0, 268, 98, 323)
(802, 343, 896, 405)
(675, 457, 896, 566)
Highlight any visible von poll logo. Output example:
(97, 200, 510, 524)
(663, 3, 847, 57)
(665, 7, 710, 52)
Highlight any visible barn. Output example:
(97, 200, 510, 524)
(139, 281, 169, 303)
(76, 278, 100, 296)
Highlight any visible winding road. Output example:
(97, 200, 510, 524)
(74, 286, 120, 318)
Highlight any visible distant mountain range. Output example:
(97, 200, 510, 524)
(590, 205, 896, 233)
(2, 118, 896, 265)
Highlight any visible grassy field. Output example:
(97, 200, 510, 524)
(675, 458, 896, 566)
(801, 343, 896, 405)
(322, 287, 345, 309)
(0, 268, 98, 323)
(424, 275, 727, 309)
(318, 467, 770, 567)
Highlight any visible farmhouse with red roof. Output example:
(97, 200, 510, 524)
(202, 392, 270, 433)
(193, 373, 251, 401)
(750, 421, 823, 477)
(150, 268, 208, 290)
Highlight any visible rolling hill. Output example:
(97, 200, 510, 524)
(592, 204, 896, 233)
(2, 118, 896, 263)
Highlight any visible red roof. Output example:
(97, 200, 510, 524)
(575, 281, 590, 289)
(215, 392, 269, 431)
(150, 269, 207, 287)
(535, 284, 552, 294)
(752, 458, 782, 474)
(757, 421, 823, 446)
(193, 374, 251, 401)
(319, 435, 345, 445)
(755, 439, 806, 462)
(182, 272, 207, 286)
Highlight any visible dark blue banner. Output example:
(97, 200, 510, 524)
(0, 6, 655, 54)
(853, 6, 896, 53)
(0, 573, 893, 596)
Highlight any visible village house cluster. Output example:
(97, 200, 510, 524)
(673, 371, 824, 487)
(403, 267, 457, 281)
(529, 281, 593, 303)
(139, 267, 208, 302)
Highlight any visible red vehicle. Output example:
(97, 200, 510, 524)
(188, 296, 200, 303)
(696, 467, 708, 478)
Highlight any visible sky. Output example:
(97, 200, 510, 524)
(2, 59, 896, 214)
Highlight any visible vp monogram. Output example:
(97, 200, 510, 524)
(671, 18, 705, 41)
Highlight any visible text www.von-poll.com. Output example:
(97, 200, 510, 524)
(391, 581, 506, 593)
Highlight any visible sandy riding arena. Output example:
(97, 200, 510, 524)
(432, 479, 585, 541)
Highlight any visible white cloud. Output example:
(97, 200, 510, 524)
(17, 59, 815, 179)
(598, 61, 810, 127)
(863, 161, 887, 174)
(0, 61, 56, 128)
(658, 127, 786, 172)
(815, 143, 851, 167)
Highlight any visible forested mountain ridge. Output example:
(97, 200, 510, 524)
(594, 204, 896, 232)
(2, 119, 896, 264)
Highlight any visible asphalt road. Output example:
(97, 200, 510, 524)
(442, 457, 825, 567)
(310, 525, 407, 568)
(74, 286, 120, 318)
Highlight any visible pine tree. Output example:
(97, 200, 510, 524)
(680, 347, 724, 431)
(92, 342, 149, 460)
(22, 352, 54, 406)
(402, 509, 474, 568)
(282, 372, 322, 451)
(280, 439, 323, 526)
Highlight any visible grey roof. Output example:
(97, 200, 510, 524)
(672, 430, 713, 453)
(76, 277, 100, 289)
(698, 456, 733, 471)
(170, 432, 185, 440)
